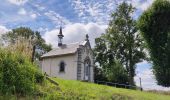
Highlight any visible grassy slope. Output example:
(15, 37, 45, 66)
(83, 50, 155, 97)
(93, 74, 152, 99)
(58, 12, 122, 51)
(1, 78, 170, 100)
(50, 78, 170, 100)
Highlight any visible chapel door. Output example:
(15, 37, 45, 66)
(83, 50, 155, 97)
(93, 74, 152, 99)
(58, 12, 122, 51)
(84, 61, 90, 81)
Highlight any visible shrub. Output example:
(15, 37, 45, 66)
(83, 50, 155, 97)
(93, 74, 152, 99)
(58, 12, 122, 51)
(35, 70, 44, 83)
(0, 48, 44, 95)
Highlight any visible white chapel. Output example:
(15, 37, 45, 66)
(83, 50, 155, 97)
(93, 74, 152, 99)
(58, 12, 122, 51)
(41, 27, 94, 82)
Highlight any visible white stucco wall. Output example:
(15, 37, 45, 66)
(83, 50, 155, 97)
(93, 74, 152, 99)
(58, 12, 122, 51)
(41, 42, 94, 82)
(42, 54, 78, 80)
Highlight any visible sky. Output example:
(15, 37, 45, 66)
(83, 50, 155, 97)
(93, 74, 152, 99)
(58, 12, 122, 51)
(0, 0, 170, 91)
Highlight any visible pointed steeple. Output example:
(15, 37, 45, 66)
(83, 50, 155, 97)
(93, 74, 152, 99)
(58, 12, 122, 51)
(58, 26, 64, 47)
(59, 26, 63, 36)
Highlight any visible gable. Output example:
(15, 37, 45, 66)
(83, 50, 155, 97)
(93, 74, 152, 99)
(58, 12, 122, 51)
(82, 41, 93, 56)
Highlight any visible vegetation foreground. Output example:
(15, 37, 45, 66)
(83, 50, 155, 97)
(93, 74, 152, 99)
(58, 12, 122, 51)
(1, 78, 170, 100)
(0, 48, 169, 100)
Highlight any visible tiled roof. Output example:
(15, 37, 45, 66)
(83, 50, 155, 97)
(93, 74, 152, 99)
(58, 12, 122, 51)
(41, 41, 87, 58)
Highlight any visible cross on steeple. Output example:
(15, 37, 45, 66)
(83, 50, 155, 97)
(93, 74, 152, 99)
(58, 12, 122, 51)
(85, 34, 89, 41)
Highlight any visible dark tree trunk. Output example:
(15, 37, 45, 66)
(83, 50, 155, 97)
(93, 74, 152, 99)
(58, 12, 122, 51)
(31, 45, 35, 63)
(128, 32, 135, 86)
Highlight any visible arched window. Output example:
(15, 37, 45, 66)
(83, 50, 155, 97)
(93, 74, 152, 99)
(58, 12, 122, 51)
(59, 61, 65, 72)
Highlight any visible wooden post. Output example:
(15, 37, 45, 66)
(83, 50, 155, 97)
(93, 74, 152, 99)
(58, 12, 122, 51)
(139, 77, 142, 91)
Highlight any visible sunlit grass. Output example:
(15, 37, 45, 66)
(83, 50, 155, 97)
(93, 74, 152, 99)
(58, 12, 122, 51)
(50, 78, 170, 100)
(0, 78, 170, 100)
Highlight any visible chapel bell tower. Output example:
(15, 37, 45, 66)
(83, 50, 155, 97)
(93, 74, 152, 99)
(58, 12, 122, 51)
(58, 26, 64, 47)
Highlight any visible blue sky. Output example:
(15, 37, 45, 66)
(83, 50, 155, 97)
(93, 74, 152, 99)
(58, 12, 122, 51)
(0, 0, 149, 31)
(0, 0, 170, 91)
(0, 0, 116, 32)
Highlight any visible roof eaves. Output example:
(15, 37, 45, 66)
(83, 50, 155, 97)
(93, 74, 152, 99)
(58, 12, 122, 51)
(41, 52, 76, 59)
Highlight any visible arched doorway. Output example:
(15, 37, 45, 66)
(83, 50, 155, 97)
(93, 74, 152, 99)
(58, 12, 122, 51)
(84, 57, 91, 81)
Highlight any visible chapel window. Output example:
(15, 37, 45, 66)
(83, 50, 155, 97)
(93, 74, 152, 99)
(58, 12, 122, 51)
(59, 61, 65, 72)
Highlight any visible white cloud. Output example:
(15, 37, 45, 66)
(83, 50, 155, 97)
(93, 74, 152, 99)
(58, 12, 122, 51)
(33, 4, 71, 26)
(70, 0, 115, 24)
(18, 8, 27, 15)
(70, 0, 86, 17)
(44, 10, 71, 26)
(136, 61, 150, 67)
(8, 0, 28, 5)
(18, 8, 38, 19)
(135, 61, 170, 91)
(135, 65, 170, 91)
(0, 25, 10, 46)
(34, 4, 46, 11)
(115, 0, 154, 11)
(30, 13, 37, 19)
(131, 0, 154, 11)
(70, 0, 154, 24)
(1, 9, 37, 24)
(0, 25, 9, 35)
(43, 23, 107, 48)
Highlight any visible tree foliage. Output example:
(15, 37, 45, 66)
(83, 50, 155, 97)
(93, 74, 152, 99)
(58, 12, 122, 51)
(94, 2, 146, 85)
(94, 36, 129, 84)
(138, 0, 170, 87)
(2, 27, 51, 62)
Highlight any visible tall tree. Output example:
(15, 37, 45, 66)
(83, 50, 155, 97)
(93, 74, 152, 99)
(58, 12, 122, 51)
(138, 0, 170, 87)
(2, 27, 51, 62)
(94, 2, 146, 85)
(94, 36, 128, 84)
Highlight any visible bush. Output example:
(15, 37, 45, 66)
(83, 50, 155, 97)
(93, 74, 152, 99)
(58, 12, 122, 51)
(35, 70, 44, 83)
(0, 48, 44, 95)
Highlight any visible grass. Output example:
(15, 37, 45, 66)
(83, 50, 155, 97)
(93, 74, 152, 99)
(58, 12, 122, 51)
(0, 78, 170, 100)
(146, 90, 170, 95)
(50, 78, 170, 100)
